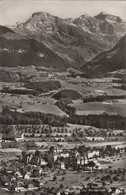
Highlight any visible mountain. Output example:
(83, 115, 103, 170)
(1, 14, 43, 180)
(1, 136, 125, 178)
(95, 12, 124, 23)
(81, 35, 126, 78)
(0, 25, 14, 35)
(13, 12, 126, 68)
(0, 25, 67, 69)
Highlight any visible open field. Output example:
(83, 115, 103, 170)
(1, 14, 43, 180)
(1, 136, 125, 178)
(97, 153, 126, 170)
(44, 172, 126, 190)
(0, 92, 66, 116)
(67, 141, 126, 149)
(0, 73, 126, 117)
(24, 103, 66, 116)
(60, 77, 126, 98)
(69, 102, 126, 116)
(0, 66, 40, 78)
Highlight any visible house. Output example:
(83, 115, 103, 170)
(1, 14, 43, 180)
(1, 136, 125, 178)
(54, 137, 65, 142)
(75, 151, 80, 158)
(54, 146, 63, 153)
(15, 133, 24, 142)
(87, 150, 99, 159)
(40, 159, 47, 166)
(77, 156, 86, 167)
(54, 154, 59, 161)
(114, 188, 124, 194)
(61, 162, 65, 170)
(24, 172, 30, 180)
(60, 152, 69, 158)
(39, 182, 44, 187)
(0, 133, 2, 142)
(54, 151, 69, 161)
(120, 148, 125, 153)
(51, 132, 71, 137)
(39, 168, 43, 175)
(27, 153, 33, 164)
(48, 73, 55, 79)
(15, 171, 22, 178)
(15, 187, 26, 192)
(92, 150, 100, 157)
(109, 187, 125, 195)
(85, 157, 88, 165)
(86, 137, 105, 141)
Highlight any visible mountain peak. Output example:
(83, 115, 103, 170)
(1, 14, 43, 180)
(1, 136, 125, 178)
(75, 14, 91, 21)
(95, 12, 124, 23)
(31, 12, 54, 19)
(99, 11, 109, 16)
(13, 11, 126, 71)
(80, 14, 90, 18)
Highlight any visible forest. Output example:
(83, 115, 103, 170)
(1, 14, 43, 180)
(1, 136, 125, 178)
(0, 106, 125, 129)
(83, 95, 126, 103)
(24, 80, 61, 94)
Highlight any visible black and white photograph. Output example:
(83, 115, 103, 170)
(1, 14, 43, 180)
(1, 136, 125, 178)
(0, 0, 126, 194)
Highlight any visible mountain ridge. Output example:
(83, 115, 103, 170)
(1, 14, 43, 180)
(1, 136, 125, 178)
(13, 12, 126, 68)
(1, 12, 126, 73)
(0, 25, 68, 69)
(81, 35, 126, 78)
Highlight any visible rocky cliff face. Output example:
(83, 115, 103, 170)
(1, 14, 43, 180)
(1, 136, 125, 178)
(14, 12, 126, 68)
(81, 35, 126, 78)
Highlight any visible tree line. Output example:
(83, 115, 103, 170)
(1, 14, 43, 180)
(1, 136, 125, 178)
(0, 106, 67, 127)
(68, 113, 125, 129)
(83, 95, 126, 103)
(0, 106, 125, 130)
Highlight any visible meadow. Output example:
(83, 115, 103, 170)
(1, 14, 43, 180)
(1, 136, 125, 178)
(0, 92, 66, 116)
(69, 102, 126, 116)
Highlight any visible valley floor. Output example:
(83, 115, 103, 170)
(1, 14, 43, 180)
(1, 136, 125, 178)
(0, 67, 126, 195)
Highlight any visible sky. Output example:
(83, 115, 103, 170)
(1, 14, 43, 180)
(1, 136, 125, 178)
(0, 0, 126, 26)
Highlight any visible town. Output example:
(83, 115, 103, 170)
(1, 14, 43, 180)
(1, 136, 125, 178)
(0, 123, 125, 195)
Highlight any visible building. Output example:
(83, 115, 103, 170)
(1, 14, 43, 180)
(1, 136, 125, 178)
(54, 151, 69, 161)
(24, 172, 30, 180)
(15, 133, 24, 142)
(61, 162, 65, 170)
(54, 137, 66, 142)
(0, 133, 2, 142)
(86, 137, 105, 141)
(87, 150, 100, 159)
(40, 159, 47, 166)
(51, 132, 71, 137)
